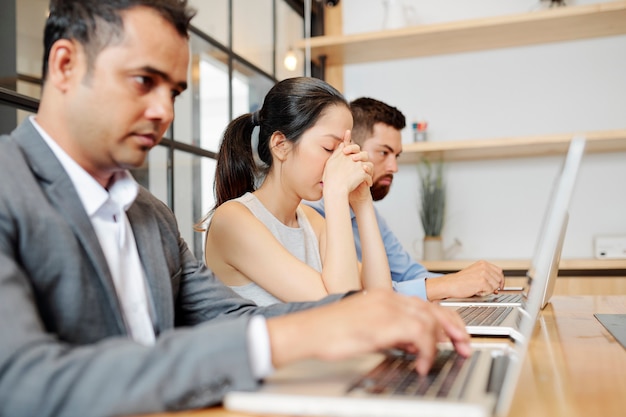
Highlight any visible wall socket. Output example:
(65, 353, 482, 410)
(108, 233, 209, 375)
(594, 236, 626, 259)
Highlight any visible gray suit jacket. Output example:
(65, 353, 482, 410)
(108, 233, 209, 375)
(0, 120, 342, 417)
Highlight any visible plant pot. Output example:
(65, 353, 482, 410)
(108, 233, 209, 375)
(423, 236, 444, 260)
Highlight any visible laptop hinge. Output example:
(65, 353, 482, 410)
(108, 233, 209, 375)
(487, 354, 510, 395)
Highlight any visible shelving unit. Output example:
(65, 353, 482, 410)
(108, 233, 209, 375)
(298, 1, 626, 66)
(310, 2, 626, 275)
(310, 3, 626, 164)
(398, 129, 626, 163)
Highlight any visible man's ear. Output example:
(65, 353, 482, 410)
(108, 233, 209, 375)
(270, 131, 292, 161)
(46, 39, 81, 92)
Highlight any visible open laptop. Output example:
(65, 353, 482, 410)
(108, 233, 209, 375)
(222, 140, 583, 417)
(223, 241, 554, 417)
(441, 135, 586, 310)
(224, 313, 538, 417)
(442, 136, 586, 336)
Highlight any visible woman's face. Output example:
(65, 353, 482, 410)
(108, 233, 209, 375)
(281, 104, 353, 202)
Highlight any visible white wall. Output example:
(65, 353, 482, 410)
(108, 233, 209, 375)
(341, 0, 626, 260)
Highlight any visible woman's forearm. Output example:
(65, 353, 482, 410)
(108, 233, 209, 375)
(353, 202, 392, 290)
(321, 188, 361, 293)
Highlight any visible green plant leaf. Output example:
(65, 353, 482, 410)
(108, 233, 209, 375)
(417, 158, 446, 236)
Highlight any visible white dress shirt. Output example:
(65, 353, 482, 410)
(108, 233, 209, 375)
(31, 117, 155, 346)
(29, 117, 273, 377)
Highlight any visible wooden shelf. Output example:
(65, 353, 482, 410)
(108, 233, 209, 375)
(298, 1, 626, 66)
(422, 258, 626, 276)
(397, 129, 626, 163)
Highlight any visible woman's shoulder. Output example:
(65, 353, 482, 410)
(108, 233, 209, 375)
(211, 197, 256, 228)
(299, 203, 325, 234)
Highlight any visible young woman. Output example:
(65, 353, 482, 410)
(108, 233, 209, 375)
(197, 77, 392, 305)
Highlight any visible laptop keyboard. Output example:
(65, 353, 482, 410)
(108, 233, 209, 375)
(458, 306, 513, 326)
(490, 293, 522, 303)
(348, 350, 476, 398)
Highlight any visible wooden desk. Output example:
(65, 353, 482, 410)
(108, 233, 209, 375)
(507, 295, 626, 417)
(143, 295, 626, 417)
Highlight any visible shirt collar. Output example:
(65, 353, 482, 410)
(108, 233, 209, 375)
(29, 116, 138, 216)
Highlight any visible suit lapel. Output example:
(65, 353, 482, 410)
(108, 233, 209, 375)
(127, 194, 174, 334)
(13, 121, 127, 333)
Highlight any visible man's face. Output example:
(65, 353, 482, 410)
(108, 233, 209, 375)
(360, 122, 402, 201)
(63, 6, 189, 185)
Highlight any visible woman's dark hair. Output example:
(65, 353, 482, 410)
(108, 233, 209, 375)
(202, 77, 348, 225)
(42, 0, 196, 81)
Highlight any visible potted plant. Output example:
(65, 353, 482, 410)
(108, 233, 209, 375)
(418, 158, 446, 260)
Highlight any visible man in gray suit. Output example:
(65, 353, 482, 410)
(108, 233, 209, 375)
(0, 1, 470, 416)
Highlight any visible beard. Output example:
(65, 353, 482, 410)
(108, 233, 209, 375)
(370, 175, 393, 201)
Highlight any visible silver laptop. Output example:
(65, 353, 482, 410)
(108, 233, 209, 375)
(443, 136, 585, 336)
(440, 136, 586, 310)
(221, 139, 583, 417)
(440, 290, 524, 307)
(223, 235, 557, 417)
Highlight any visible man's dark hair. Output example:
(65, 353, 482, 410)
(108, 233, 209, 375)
(42, 0, 196, 81)
(349, 97, 406, 146)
